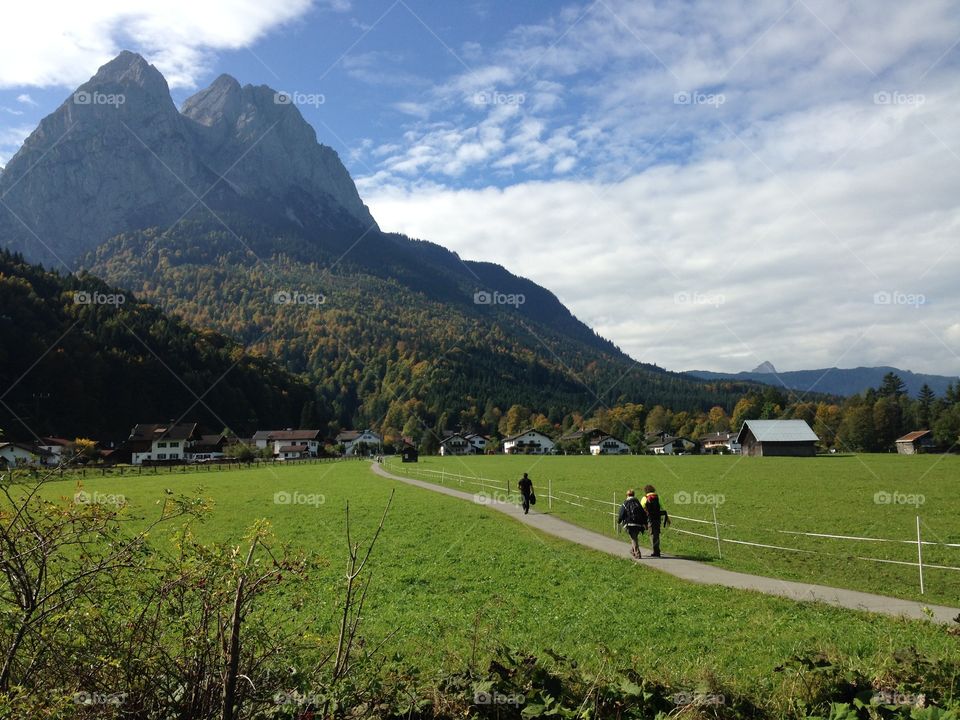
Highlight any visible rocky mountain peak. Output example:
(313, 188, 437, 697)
(0, 51, 377, 266)
(180, 73, 243, 127)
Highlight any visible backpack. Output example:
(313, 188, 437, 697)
(644, 493, 661, 525)
(622, 497, 645, 527)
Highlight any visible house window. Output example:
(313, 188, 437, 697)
(157, 442, 167, 448)
(157, 453, 167, 460)
(169, 441, 180, 448)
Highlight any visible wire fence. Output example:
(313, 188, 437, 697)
(3, 455, 358, 482)
(384, 461, 960, 594)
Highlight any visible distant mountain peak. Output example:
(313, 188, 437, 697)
(687, 365, 958, 398)
(752, 361, 777, 374)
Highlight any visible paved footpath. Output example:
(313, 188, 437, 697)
(372, 462, 960, 625)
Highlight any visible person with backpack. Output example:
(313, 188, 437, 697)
(517, 473, 535, 514)
(640, 484, 669, 557)
(618, 489, 647, 559)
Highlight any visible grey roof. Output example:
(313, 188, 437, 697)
(131, 422, 199, 442)
(737, 420, 819, 444)
(253, 429, 321, 441)
(590, 434, 627, 446)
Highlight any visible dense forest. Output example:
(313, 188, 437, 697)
(81, 218, 756, 441)
(3, 231, 957, 454)
(0, 249, 312, 439)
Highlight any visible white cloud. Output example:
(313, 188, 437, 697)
(0, 0, 314, 89)
(15, 94, 37, 106)
(353, 0, 960, 374)
(366, 90, 960, 375)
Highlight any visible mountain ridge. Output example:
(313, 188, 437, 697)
(686, 366, 958, 399)
(0, 51, 376, 267)
(0, 51, 760, 436)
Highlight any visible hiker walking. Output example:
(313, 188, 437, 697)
(618, 489, 647, 559)
(640, 484, 669, 557)
(517, 473, 534, 514)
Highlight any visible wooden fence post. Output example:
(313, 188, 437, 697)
(613, 492, 618, 534)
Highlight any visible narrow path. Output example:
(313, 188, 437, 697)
(372, 462, 960, 625)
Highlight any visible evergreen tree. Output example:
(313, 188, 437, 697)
(878, 372, 907, 398)
(917, 384, 936, 428)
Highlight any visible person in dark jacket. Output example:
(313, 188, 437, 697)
(617, 489, 646, 559)
(640, 484, 668, 557)
(517, 473, 534, 514)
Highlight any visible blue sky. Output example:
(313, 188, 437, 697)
(1, 1, 959, 377)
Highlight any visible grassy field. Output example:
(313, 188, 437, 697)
(382, 454, 960, 607)
(31, 459, 959, 714)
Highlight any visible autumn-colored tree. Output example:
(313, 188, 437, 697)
(72, 437, 98, 462)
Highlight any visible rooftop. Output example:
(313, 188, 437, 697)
(737, 420, 819, 443)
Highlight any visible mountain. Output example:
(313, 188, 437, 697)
(686, 365, 958, 399)
(0, 249, 313, 439)
(0, 52, 754, 439)
(0, 51, 376, 267)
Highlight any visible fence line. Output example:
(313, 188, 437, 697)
(382, 460, 960, 588)
(774, 528, 960, 548)
(7, 455, 354, 483)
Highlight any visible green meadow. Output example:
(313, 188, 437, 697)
(384, 454, 960, 607)
(32, 458, 960, 715)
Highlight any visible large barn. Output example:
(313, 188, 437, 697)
(736, 419, 819, 457)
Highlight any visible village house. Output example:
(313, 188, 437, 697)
(895, 430, 936, 455)
(647, 436, 699, 455)
(335, 429, 382, 456)
(464, 433, 490, 453)
(558, 427, 606, 453)
(252, 429, 323, 458)
(0, 441, 56, 468)
(590, 434, 631, 455)
(187, 434, 228, 462)
(39, 436, 76, 462)
(699, 432, 741, 454)
(126, 422, 202, 465)
(275, 444, 308, 460)
(644, 430, 670, 444)
(502, 429, 556, 455)
(736, 419, 819, 457)
(439, 433, 473, 456)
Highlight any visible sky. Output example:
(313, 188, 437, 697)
(1, 0, 958, 377)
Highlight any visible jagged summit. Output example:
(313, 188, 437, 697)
(179, 73, 243, 127)
(87, 51, 167, 90)
(752, 361, 778, 374)
(0, 51, 377, 266)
